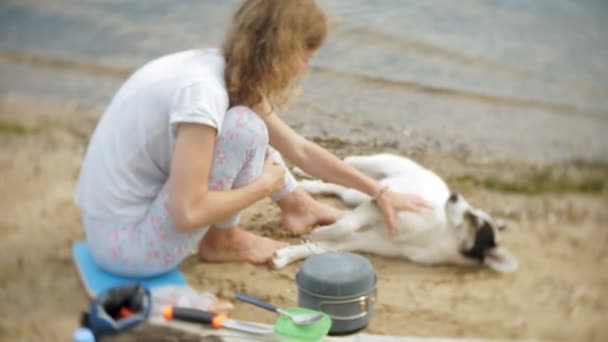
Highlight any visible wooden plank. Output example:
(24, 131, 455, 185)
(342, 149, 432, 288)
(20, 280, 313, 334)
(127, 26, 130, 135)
(106, 317, 538, 342)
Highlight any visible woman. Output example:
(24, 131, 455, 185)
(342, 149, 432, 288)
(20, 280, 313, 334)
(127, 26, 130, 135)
(76, 0, 429, 278)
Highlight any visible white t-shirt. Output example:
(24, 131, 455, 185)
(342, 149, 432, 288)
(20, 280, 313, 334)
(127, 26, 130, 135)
(75, 49, 229, 223)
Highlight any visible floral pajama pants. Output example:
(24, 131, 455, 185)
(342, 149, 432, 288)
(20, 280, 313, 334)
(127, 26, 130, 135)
(83, 106, 297, 277)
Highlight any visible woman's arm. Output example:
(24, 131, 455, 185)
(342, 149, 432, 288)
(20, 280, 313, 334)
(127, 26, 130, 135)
(263, 113, 380, 195)
(263, 113, 430, 236)
(168, 123, 285, 232)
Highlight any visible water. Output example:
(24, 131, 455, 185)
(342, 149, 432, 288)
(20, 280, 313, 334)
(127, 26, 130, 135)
(1, 0, 607, 162)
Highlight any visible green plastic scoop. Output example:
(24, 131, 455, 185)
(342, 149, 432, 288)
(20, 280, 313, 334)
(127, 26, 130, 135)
(274, 307, 331, 342)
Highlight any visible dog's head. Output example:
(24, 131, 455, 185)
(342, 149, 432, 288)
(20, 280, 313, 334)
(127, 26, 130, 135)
(445, 193, 518, 273)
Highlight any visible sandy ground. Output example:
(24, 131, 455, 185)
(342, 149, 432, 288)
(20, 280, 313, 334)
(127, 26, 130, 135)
(0, 95, 607, 342)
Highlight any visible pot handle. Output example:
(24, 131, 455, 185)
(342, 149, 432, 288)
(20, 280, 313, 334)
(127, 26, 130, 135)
(319, 291, 376, 321)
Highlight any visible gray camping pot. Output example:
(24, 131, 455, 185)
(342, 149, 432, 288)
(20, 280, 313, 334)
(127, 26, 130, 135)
(296, 252, 377, 335)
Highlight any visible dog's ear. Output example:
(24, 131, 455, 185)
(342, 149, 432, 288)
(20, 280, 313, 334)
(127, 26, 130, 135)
(495, 218, 514, 231)
(484, 247, 518, 273)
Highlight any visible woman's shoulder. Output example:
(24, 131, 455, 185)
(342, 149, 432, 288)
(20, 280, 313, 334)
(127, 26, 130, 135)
(179, 48, 225, 67)
(150, 49, 224, 68)
(144, 49, 226, 90)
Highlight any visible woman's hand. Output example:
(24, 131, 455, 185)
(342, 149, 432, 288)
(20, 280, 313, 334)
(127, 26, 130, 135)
(257, 157, 286, 196)
(375, 190, 432, 237)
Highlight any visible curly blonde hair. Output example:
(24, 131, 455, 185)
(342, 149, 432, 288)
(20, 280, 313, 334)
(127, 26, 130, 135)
(222, 0, 327, 114)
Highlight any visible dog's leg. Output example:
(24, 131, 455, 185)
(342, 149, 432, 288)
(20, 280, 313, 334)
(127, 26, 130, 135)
(272, 229, 390, 269)
(344, 154, 422, 178)
(291, 166, 312, 179)
(299, 180, 370, 207)
(272, 242, 327, 268)
(298, 179, 348, 195)
(310, 202, 380, 241)
(273, 229, 432, 269)
(330, 230, 404, 257)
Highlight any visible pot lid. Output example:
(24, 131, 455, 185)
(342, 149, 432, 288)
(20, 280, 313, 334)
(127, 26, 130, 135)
(296, 252, 376, 298)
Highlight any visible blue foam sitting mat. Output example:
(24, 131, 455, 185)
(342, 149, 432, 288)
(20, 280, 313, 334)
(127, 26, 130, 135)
(72, 241, 187, 297)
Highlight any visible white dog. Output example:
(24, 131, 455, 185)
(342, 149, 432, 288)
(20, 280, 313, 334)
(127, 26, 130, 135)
(272, 154, 518, 273)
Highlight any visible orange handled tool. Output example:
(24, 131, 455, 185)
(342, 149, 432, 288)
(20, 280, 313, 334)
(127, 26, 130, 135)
(162, 306, 273, 335)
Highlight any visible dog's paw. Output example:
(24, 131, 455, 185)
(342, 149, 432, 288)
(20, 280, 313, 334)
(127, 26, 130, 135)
(273, 246, 292, 259)
(272, 247, 293, 269)
(298, 180, 327, 194)
(271, 256, 289, 269)
(272, 254, 292, 269)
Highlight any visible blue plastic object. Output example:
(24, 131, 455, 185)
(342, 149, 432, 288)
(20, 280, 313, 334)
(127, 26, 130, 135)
(73, 327, 95, 342)
(72, 241, 187, 297)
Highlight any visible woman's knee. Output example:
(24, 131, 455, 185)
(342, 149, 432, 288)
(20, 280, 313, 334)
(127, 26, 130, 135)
(210, 106, 268, 189)
(219, 106, 268, 149)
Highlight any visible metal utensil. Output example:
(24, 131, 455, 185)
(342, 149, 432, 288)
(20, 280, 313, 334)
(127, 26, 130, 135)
(236, 293, 324, 325)
(162, 305, 274, 335)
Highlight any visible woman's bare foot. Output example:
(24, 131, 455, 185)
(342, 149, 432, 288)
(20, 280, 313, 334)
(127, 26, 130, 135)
(198, 226, 288, 264)
(277, 188, 345, 235)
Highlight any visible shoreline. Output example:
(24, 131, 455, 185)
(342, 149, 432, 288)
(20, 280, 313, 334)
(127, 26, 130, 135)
(2, 48, 608, 164)
(2, 93, 607, 180)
